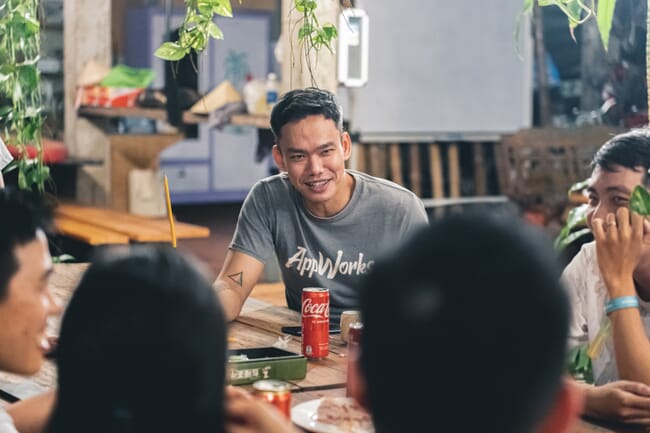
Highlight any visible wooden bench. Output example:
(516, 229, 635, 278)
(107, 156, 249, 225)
(54, 203, 210, 245)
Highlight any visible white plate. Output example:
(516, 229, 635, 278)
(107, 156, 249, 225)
(291, 397, 373, 433)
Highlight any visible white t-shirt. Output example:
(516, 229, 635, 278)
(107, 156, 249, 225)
(0, 406, 18, 433)
(0, 138, 12, 171)
(562, 241, 650, 385)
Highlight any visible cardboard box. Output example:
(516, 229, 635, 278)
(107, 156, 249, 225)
(77, 85, 143, 108)
(228, 347, 307, 386)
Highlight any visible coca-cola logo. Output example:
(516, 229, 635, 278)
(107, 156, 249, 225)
(302, 298, 329, 318)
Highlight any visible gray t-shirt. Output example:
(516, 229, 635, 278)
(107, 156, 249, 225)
(230, 169, 429, 320)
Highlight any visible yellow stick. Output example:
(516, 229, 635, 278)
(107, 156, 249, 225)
(163, 174, 177, 248)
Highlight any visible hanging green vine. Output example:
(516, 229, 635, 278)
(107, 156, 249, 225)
(291, 0, 338, 86)
(519, 0, 617, 50)
(0, 0, 49, 191)
(294, 0, 338, 55)
(155, 0, 339, 87)
(154, 0, 235, 61)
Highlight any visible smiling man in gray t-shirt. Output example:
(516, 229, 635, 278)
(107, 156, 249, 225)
(214, 88, 428, 322)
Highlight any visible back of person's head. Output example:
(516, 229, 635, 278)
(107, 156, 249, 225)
(0, 186, 52, 300)
(359, 212, 570, 433)
(269, 87, 343, 143)
(48, 246, 227, 433)
(591, 128, 650, 186)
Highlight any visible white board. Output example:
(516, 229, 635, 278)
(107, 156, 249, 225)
(343, 0, 533, 141)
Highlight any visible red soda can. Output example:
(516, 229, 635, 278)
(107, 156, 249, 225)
(252, 379, 291, 418)
(301, 287, 329, 359)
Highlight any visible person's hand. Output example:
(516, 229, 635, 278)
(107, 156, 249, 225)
(583, 380, 650, 425)
(592, 208, 650, 297)
(225, 386, 300, 433)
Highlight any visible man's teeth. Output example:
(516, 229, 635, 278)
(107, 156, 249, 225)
(40, 337, 50, 351)
(308, 180, 328, 187)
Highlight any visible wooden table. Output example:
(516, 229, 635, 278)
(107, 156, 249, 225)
(0, 264, 645, 433)
(0, 264, 345, 400)
(54, 203, 210, 245)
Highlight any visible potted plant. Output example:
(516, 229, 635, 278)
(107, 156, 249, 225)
(0, 0, 49, 191)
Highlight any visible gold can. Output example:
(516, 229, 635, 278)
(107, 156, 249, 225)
(252, 379, 292, 418)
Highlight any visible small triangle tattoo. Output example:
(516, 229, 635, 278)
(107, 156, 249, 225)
(228, 272, 243, 286)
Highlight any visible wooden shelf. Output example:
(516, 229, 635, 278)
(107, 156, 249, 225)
(231, 114, 271, 129)
(77, 106, 168, 121)
(78, 106, 270, 129)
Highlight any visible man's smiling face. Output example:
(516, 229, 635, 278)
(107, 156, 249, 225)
(272, 114, 353, 218)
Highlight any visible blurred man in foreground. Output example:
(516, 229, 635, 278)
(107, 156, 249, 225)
(350, 212, 583, 433)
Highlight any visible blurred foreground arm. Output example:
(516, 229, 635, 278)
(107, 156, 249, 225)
(225, 386, 300, 433)
(7, 391, 55, 433)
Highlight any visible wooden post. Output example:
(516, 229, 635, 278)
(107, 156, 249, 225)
(409, 143, 422, 197)
(429, 143, 444, 199)
(64, 0, 112, 205)
(473, 141, 487, 196)
(448, 143, 461, 198)
(109, 134, 183, 212)
(350, 142, 367, 173)
(389, 143, 403, 186)
(368, 143, 387, 179)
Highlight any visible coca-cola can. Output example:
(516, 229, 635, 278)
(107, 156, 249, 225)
(301, 287, 329, 359)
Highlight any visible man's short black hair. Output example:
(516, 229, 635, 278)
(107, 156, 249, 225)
(0, 187, 53, 300)
(269, 87, 343, 144)
(591, 128, 650, 186)
(359, 212, 570, 433)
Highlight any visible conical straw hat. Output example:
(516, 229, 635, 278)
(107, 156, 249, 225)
(190, 80, 242, 114)
(77, 60, 111, 87)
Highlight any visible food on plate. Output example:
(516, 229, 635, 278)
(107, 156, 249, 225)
(314, 397, 374, 433)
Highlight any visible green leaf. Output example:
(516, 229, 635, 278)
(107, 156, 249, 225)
(630, 185, 650, 216)
(18, 168, 27, 189)
(321, 24, 338, 39)
(197, 0, 214, 16)
(207, 22, 224, 40)
(18, 65, 38, 89)
(298, 24, 313, 40)
(154, 42, 188, 61)
(564, 0, 584, 23)
(596, 0, 616, 51)
(554, 227, 592, 252)
(566, 204, 588, 231)
(52, 254, 76, 264)
(213, 0, 233, 18)
(569, 178, 589, 194)
(566, 343, 593, 383)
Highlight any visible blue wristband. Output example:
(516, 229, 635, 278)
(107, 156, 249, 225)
(605, 296, 639, 315)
